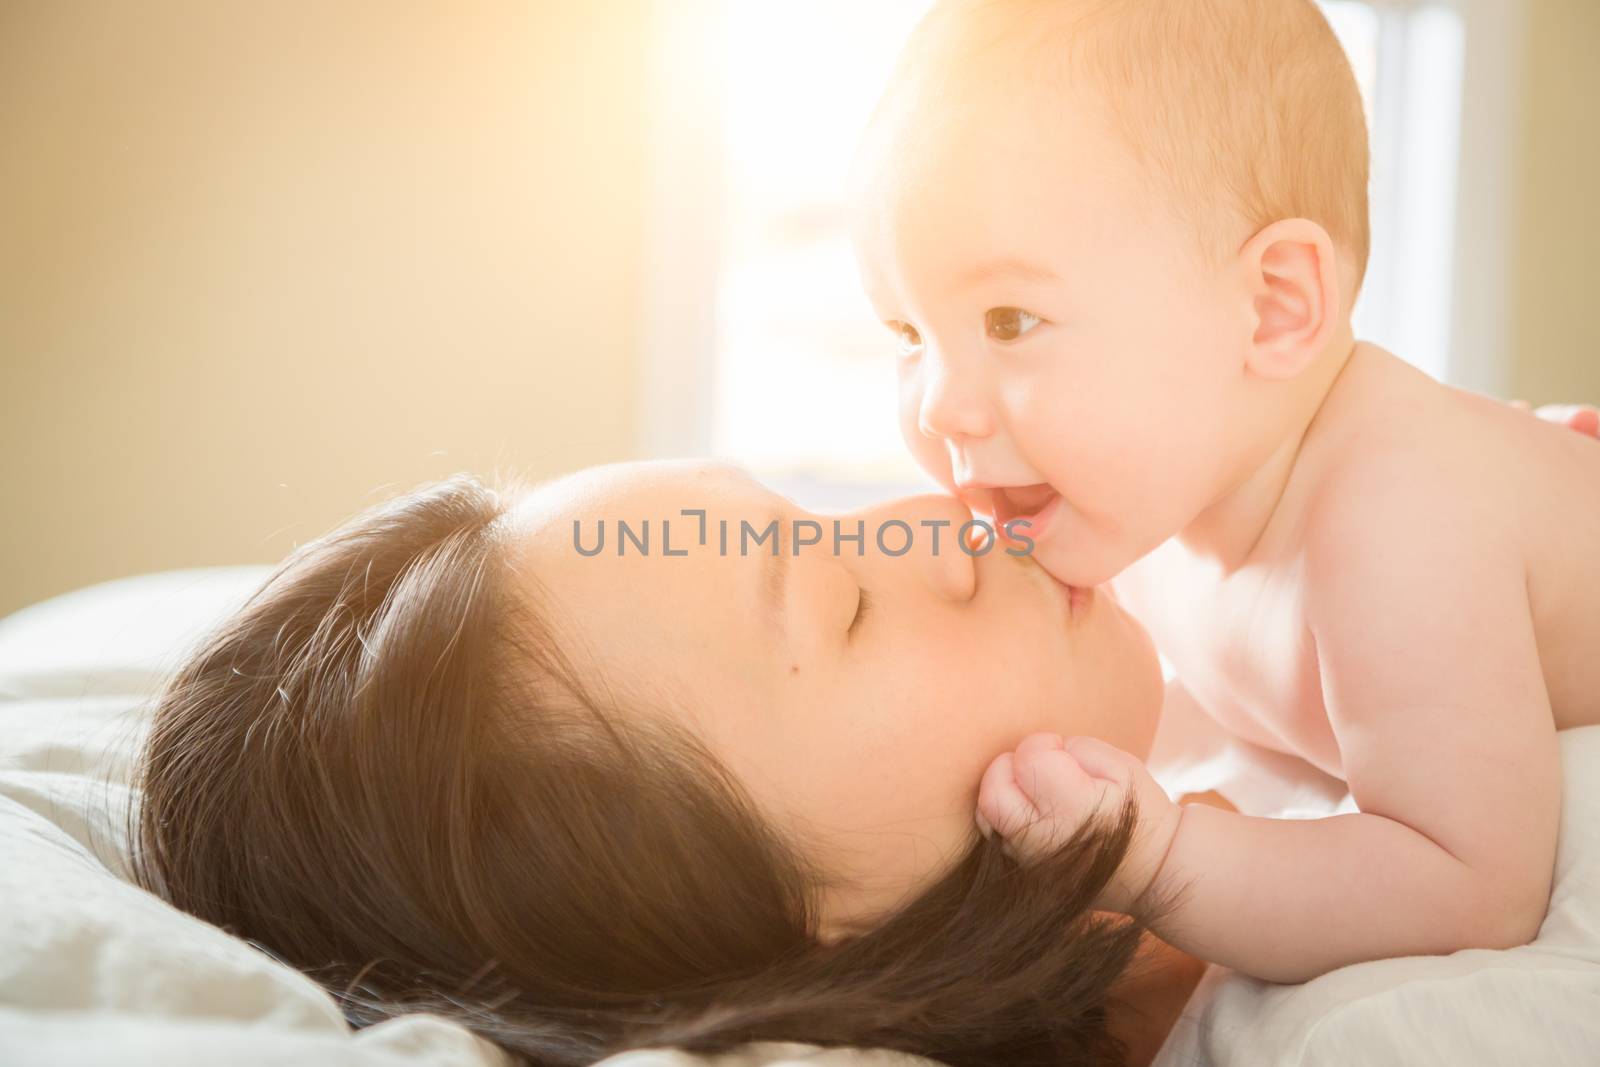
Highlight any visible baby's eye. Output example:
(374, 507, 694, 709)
(886, 320, 924, 358)
(985, 307, 1043, 342)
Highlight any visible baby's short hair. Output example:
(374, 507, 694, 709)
(887, 0, 1371, 295)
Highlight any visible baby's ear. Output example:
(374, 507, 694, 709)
(1237, 218, 1342, 381)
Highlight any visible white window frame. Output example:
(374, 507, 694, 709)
(636, 0, 728, 459)
(1434, 0, 1527, 397)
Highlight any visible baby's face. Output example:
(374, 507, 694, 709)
(508, 460, 1162, 936)
(853, 85, 1255, 586)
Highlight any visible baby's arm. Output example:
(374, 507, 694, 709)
(981, 472, 1562, 983)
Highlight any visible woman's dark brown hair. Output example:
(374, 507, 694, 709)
(132, 473, 1161, 1067)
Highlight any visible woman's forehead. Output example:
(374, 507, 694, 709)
(509, 460, 769, 532)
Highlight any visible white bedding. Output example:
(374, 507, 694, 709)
(2, 568, 1596, 1066)
(1150, 726, 1600, 1066)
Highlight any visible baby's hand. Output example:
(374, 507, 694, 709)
(1512, 400, 1600, 437)
(975, 732, 1182, 917)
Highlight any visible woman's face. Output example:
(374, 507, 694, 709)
(508, 461, 1163, 935)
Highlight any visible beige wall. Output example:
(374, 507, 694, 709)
(1509, 0, 1600, 404)
(0, 1, 652, 616)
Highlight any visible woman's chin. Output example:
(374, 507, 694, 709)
(1082, 592, 1164, 758)
(1124, 617, 1167, 758)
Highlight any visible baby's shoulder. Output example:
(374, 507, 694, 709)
(1299, 349, 1520, 541)
(1291, 379, 1530, 601)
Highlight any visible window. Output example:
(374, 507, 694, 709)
(1327, 1, 1467, 386)
(710, 0, 937, 495)
(643, 1, 1515, 500)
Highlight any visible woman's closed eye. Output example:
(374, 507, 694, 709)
(984, 307, 1045, 342)
(847, 588, 873, 639)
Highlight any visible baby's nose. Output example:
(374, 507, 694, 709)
(916, 350, 995, 441)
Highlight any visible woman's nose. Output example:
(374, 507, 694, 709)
(845, 494, 979, 602)
(916, 348, 995, 442)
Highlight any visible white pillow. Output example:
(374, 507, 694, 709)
(0, 567, 511, 1066)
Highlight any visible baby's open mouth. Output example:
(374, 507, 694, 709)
(984, 484, 1091, 614)
(989, 483, 1059, 531)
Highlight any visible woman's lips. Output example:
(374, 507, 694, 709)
(980, 483, 1093, 618)
(1034, 565, 1094, 621)
(1025, 498, 1092, 616)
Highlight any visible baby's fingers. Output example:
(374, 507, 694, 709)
(1061, 735, 1141, 784)
(1065, 735, 1172, 820)
(1011, 732, 1104, 820)
(976, 735, 1106, 860)
(1527, 402, 1600, 437)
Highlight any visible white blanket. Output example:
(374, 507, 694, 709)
(2, 568, 1596, 1066)
(1150, 719, 1600, 1065)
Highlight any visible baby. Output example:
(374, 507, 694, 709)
(848, 0, 1600, 982)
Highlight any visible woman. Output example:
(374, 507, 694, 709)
(133, 459, 1222, 1067)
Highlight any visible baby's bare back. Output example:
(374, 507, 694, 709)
(1103, 341, 1591, 980)
(1121, 342, 1600, 777)
(1416, 361, 1600, 732)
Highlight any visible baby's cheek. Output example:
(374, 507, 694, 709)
(996, 383, 1078, 484)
